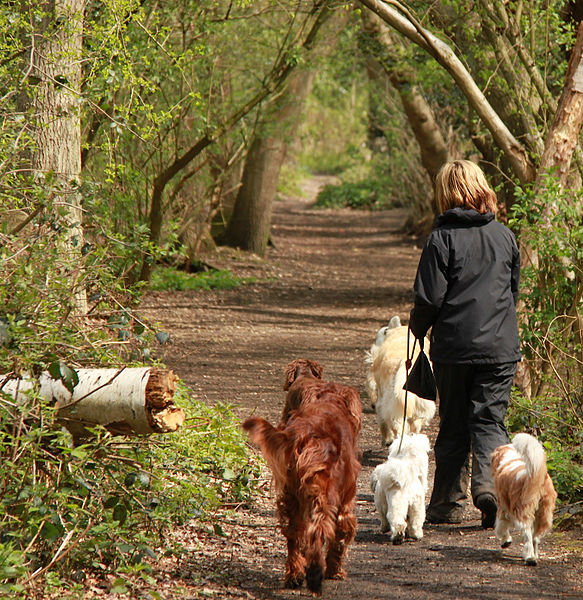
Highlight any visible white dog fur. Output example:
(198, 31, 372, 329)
(365, 316, 436, 445)
(491, 433, 557, 566)
(370, 433, 430, 544)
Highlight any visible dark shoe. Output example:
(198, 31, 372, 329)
(425, 508, 464, 524)
(476, 493, 497, 529)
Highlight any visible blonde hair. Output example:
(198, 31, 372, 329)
(435, 160, 498, 215)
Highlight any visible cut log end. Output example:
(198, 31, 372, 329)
(146, 368, 179, 409)
(145, 368, 184, 432)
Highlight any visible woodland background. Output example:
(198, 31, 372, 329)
(1, 0, 583, 597)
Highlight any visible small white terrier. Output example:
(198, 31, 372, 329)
(491, 433, 557, 566)
(370, 433, 430, 544)
(365, 316, 436, 445)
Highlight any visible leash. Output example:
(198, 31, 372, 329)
(398, 326, 416, 454)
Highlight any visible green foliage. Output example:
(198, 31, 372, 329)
(149, 267, 257, 291)
(314, 178, 404, 211)
(0, 384, 258, 592)
(0, 4, 273, 592)
(295, 17, 370, 178)
(150, 385, 261, 520)
(0, 198, 142, 373)
(509, 175, 583, 392)
(508, 173, 583, 503)
(293, 10, 434, 213)
(506, 392, 583, 503)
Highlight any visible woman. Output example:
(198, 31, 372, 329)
(409, 160, 521, 528)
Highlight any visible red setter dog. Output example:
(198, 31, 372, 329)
(242, 359, 362, 595)
(280, 358, 362, 436)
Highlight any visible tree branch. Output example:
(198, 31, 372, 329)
(357, 0, 535, 184)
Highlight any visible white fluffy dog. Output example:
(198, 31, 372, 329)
(370, 433, 430, 544)
(365, 316, 436, 445)
(491, 433, 557, 566)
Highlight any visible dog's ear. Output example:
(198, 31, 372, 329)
(283, 361, 299, 390)
(309, 361, 324, 379)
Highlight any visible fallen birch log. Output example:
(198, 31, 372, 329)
(0, 367, 185, 439)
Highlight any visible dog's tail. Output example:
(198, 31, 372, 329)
(242, 416, 289, 488)
(510, 432, 548, 492)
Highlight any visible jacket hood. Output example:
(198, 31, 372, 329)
(436, 207, 495, 226)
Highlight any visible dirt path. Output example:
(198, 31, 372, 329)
(140, 179, 583, 600)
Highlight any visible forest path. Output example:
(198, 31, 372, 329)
(140, 178, 583, 599)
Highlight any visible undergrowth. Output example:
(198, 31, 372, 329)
(314, 178, 404, 210)
(149, 266, 257, 291)
(0, 384, 258, 598)
(507, 174, 583, 504)
(0, 187, 258, 595)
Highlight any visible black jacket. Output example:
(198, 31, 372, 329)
(409, 208, 521, 365)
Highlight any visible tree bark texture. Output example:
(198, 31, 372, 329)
(31, 0, 87, 313)
(222, 136, 287, 255)
(538, 21, 583, 186)
(1, 368, 184, 440)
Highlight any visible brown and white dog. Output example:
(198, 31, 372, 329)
(243, 359, 361, 595)
(365, 316, 436, 445)
(491, 433, 557, 565)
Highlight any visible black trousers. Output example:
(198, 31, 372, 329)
(427, 362, 517, 519)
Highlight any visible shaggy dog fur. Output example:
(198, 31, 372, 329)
(491, 433, 557, 565)
(370, 433, 430, 544)
(365, 316, 436, 444)
(242, 360, 362, 595)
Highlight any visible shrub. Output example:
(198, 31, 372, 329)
(0, 383, 257, 596)
(508, 174, 583, 504)
(314, 178, 405, 211)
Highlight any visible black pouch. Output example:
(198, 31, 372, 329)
(403, 335, 437, 402)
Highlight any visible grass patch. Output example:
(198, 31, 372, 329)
(149, 267, 257, 292)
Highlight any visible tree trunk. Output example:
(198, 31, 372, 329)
(1, 367, 184, 441)
(221, 69, 314, 255)
(220, 6, 338, 256)
(538, 21, 583, 187)
(361, 9, 450, 183)
(221, 136, 287, 255)
(31, 0, 87, 314)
